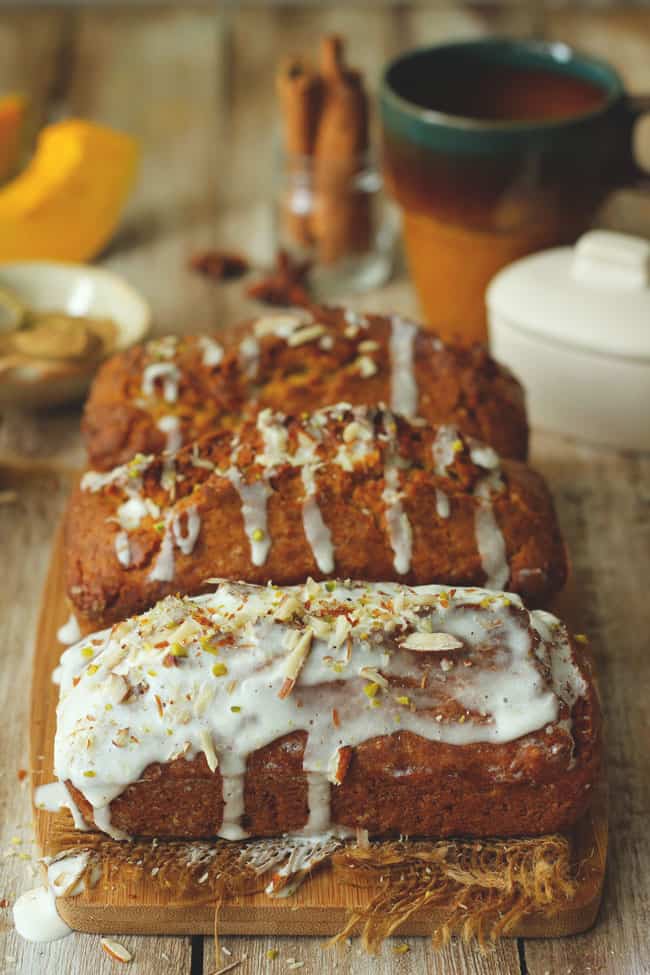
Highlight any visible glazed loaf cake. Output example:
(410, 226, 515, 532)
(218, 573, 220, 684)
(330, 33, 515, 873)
(65, 405, 566, 628)
(54, 580, 600, 841)
(81, 305, 528, 470)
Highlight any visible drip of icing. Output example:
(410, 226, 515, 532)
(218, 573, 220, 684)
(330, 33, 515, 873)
(13, 886, 71, 943)
(53, 581, 587, 840)
(474, 472, 509, 590)
(34, 782, 89, 831)
(141, 362, 180, 403)
(389, 316, 418, 416)
(114, 531, 131, 568)
(148, 514, 175, 582)
(13, 851, 96, 943)
(172, 507, 201, 556)
(57, 613, 80, 646)
(256, 408, 289, 467)
(157, 415, 182, 454)
(432, 425, 460, 476)
(303, 773, 331, 834)
(301, 467, 334, 574)
(227, 469, 271, 566)
(220, 775, 249, 840)
(197, 335, 224, 367)
(435, 488, 450, 519)
(382, 464, 412, 575)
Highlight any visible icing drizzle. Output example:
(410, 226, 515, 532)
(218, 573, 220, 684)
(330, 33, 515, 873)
(388, 316, 418, 416)
(54, 580, 587, 841)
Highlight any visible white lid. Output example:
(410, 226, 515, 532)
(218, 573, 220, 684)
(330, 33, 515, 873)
(486, 230, 650, 361)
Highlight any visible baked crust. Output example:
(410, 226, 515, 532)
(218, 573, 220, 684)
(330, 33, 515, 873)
(66, 407, 565, 628)
(82, 306, 528, 470)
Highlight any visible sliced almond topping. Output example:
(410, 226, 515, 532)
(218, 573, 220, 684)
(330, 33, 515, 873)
(359, 666, 388, 688)
(310, 616, 331, 640)
(105, 673, 129, 704)
(170, 617, 203, 646)
(100, 938, 132, 963)
(194, 682, 215, 717)
(278, 626, 313, 699)
(200, 729, 219, 773)
(274, 594, 301, 622)
(111, 727, 130, 749)
(358, 339, 380, 353)
(332, 615, 351, 647)
(400, 632, 463, 652)
(254, 313, 303, 338)
(355, 355, 377, 378)
(342, 421, 363, 443)
(287, 324, 326, 347)
(327, 746, 352, 786)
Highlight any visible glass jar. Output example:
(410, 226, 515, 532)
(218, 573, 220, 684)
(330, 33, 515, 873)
(274, 150, 397, 298)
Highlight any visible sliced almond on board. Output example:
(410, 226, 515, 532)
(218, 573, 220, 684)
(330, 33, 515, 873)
(100, 938, 133, 963)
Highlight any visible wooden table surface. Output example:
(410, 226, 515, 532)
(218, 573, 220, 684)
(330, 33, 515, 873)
(1, 5, 649, 974)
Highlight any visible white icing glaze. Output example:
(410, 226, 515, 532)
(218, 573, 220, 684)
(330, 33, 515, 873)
(301, 467, 334, 574)
(13, 886, 70, 943)
(54, 580, 586, 841)
(382, 464, 412, 575)
(432, 425, 460, 476)
(172, 506, 201, 556)
(13, 851, 97, 943)
(389, 316, 418, 417)
(117, 495, 158, 531)
(141, 362, 180, 403)
(57, 613, 81, 646)
(227, 469, 271, 566)
(220, 776, 249, 840)
(303, 773, 332, 834)
(474, 472, 509, 591)
(148, 514, 176, 582)
(114, 531, 131, 568)
(435, 489, 450, 519)
(468, 439, 500, 471)
(157, 415, 182, 454)
(197, 335, 224, 367)
(34, 782, 89, 831)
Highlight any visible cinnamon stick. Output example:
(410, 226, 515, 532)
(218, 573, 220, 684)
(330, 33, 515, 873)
(311, 36, 372, 264)
(276, 57, 322, 248)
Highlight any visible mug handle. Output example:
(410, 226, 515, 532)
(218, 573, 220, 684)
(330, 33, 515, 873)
(623, 94, 650, 186)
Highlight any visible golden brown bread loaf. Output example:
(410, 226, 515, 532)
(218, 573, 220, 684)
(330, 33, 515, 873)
(81, 305, 528, 470)
(54, 580, 601, 840)
(65, 405, 566, 628)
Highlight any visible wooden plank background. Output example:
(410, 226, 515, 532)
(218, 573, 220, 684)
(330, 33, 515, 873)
(0, 5, 649, 974)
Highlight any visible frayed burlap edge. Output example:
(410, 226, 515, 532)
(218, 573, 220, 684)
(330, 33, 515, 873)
(51, 825, 597, 952)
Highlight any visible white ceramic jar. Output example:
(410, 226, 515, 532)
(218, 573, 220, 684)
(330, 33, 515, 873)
(487, 230, 650, 451)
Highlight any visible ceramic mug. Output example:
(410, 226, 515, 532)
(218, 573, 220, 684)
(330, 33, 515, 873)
(380, 39, 650, 345)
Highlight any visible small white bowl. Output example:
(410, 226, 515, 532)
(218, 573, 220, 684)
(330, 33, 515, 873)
(0, 261, 151, 408)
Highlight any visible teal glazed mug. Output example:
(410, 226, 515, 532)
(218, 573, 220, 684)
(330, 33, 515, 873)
(380, 38, 650, 345)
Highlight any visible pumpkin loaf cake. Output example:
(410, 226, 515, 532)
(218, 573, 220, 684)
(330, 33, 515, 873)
(53, 580, 601, 841)
(65, 405, 566, 629)
(81, 305, 528, 470)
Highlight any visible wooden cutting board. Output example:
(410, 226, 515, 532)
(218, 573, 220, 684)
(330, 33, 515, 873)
(30, 521, 607, 938)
